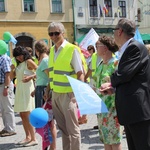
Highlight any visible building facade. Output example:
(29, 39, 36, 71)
(0, 0, 149, 53)
(74, 0, 139, 43)
(0, 0, 74, 54)
(137, 0, 150, 44)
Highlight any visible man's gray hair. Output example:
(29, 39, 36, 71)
(48, 22, 65, 33)
(117, 18, 136, 37)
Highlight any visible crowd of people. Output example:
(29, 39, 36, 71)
(0, 18, 150, 150)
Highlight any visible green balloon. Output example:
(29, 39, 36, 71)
(3, 32, 11, 41)
(0, 40, 8, 55)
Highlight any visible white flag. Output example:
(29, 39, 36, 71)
(79, 28, 99, 51)
(66, 75, 108, 115)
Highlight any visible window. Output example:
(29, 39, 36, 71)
(24, 0, 35, 12)
(104, 0, 112, 17)
(118, 1, 126, 17)
(0, 0, 5, 12)
(89, 0, 98, 17)
(51, 0, 62, 13)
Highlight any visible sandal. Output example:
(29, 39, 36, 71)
(23, 141, 38, 147)
(0, 130, 7, 135)
(0, 131, 16, 137)
(15, 140, 31, 145)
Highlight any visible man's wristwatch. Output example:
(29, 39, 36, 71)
(4, 86, 9, 89)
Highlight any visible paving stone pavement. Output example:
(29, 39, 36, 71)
(0, 112, 128, 150)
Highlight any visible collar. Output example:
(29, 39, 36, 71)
(54, 39, 68, 51)
(118, 38, 133, 60)
(61, 39, 68, 48)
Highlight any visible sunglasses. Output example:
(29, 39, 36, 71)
(48, 32, 60, 36)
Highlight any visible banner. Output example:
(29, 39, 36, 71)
(79, 28, 99, 52)
(66, 75, 108, 115)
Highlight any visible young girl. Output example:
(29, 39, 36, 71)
(31, 40, 57, 150)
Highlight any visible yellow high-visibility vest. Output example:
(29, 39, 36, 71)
(32, 56, 38, 65)
(11, 57, 17, 67)
(49, 43, 77, 93)
(91, 53, 98, 77)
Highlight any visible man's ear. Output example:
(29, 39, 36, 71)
(118, 28, 123, 36)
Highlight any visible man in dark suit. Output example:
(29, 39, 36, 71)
(100, 18, 150, 150)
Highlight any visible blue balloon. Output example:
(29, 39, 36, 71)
(29, 108, 49, 128)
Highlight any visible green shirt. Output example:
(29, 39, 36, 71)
(35, 57, 49, 86)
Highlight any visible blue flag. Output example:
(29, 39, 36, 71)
(134, 28, 144, 44)
(66, 75, 108, 115)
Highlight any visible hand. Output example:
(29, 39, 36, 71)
(100, 82, 111, 90)
(22, 76, 32, 83)
(3, 88, 8, 97)
(11, 64, 15, 70)
(31, 90, 35, 97)
(100, 82, 115, 95)
(43, 90, 50, 101)
(100, 88, 114, 95)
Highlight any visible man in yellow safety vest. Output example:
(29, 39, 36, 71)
(45, 22, 84, 150)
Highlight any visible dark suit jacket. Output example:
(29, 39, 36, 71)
(111, 39, 150, 125)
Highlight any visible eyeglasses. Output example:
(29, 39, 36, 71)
(96, 45, 105, 48)
(112, 28, 119, 33)
(48, 32, 61, 36)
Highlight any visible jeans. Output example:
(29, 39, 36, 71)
(35, 86, 46, 108)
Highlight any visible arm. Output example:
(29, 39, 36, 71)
(44, 68, 49, 76)
(3, 72, 11, 96)
(23, 59, 37, 82)
(43, 83, 51, 101)
(71, 49, 85, 82)
(10, 64, 16, 80)
(77, 71, 84, 82)
(43, 68, 51, 101)
(111, 45, 145, 87)
(27, 59, 38, 71)
(84, 68, 92, 82)
(2, 56, 11, 96)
